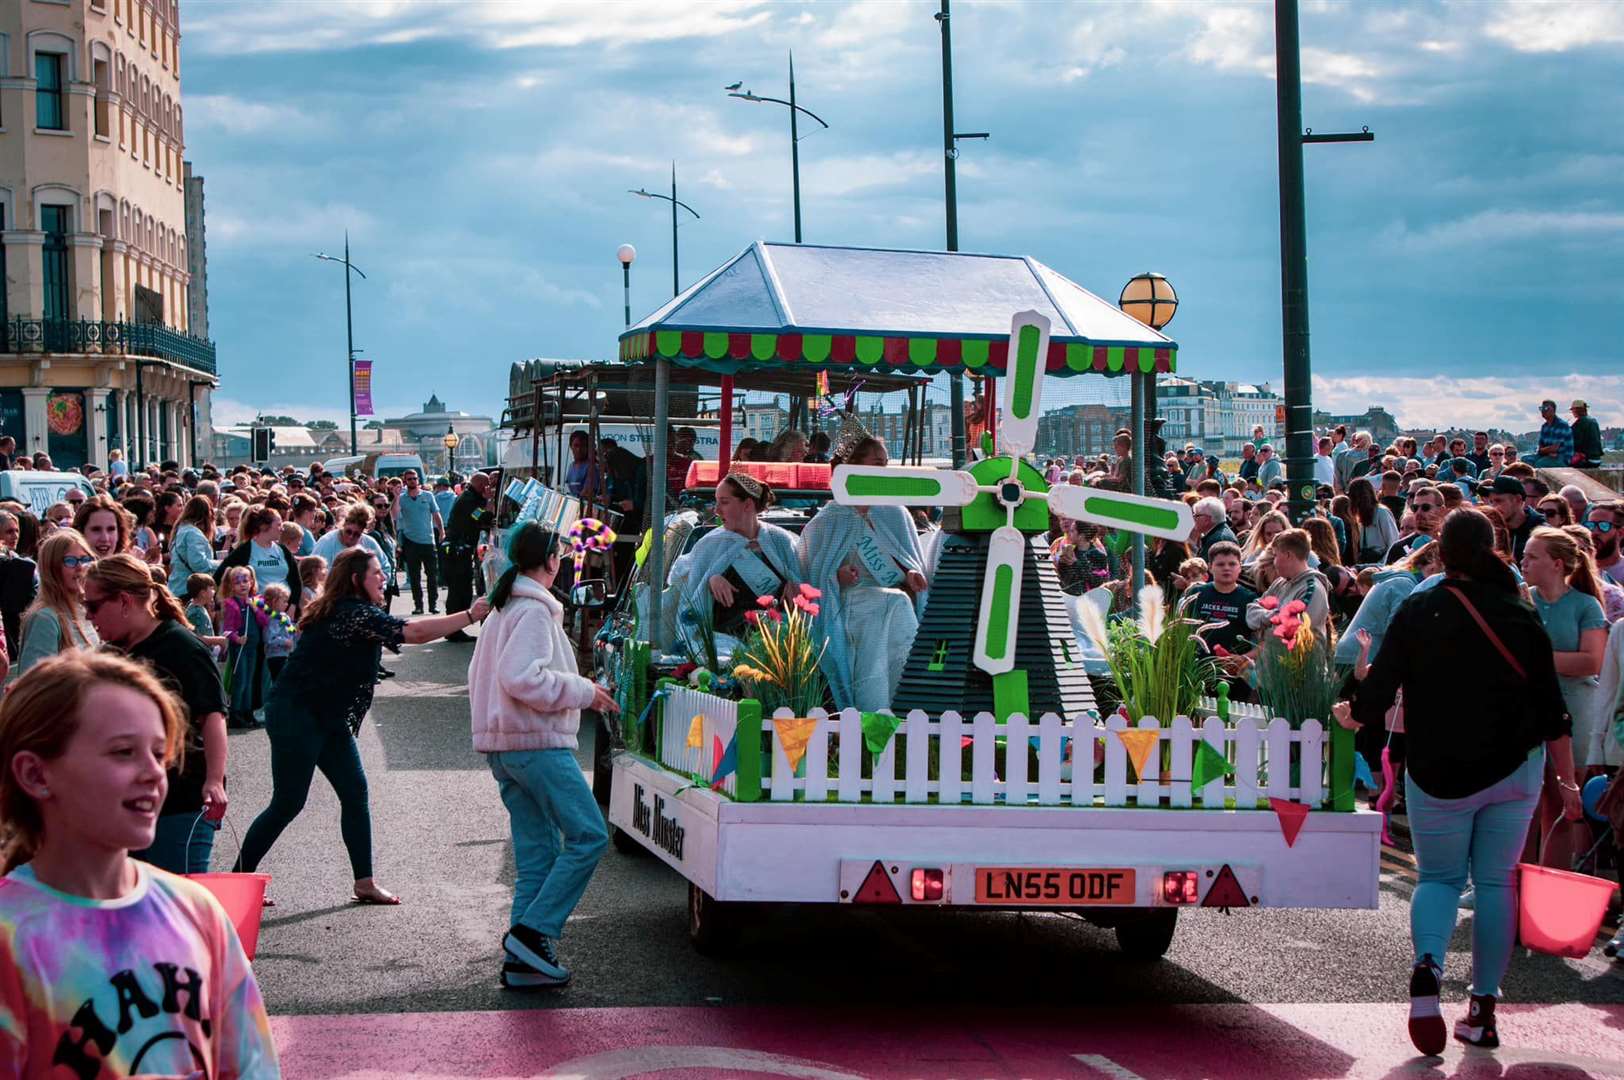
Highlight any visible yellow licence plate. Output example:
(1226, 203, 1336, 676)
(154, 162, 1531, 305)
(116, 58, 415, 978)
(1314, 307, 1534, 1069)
(974, 867, 1135, 906)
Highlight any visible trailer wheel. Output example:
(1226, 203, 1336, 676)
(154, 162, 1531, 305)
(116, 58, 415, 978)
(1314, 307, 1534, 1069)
(609, 824, 645, 856)
(688, 883, 740, 955)
(1114, 908, 1177, 960)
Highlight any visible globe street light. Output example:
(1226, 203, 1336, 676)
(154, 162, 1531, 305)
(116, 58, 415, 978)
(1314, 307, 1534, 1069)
(727, 52, 829, 243)
(617, 243, 636, 328)
(1117, 272, 1178, 613)
(443, 424, 460, 469)
(1118, 272, 1179, 331)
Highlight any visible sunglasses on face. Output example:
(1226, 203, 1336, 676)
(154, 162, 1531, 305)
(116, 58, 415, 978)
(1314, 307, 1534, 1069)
(62, 554, 96, 569)
(1587, 520, 1616, 534)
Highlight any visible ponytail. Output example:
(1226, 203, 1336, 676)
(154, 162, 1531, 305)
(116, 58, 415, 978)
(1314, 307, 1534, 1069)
(1532, 525, 1602, 602)
(85, 554, 190, 622)
(1439, 508, 1517, 593)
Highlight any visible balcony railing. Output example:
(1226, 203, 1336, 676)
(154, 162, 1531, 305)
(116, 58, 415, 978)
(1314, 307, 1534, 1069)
(1, 316, 216, 377)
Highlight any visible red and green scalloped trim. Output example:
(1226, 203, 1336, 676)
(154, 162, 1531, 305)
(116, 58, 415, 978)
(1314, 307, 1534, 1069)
(617, 330, 1174, 376)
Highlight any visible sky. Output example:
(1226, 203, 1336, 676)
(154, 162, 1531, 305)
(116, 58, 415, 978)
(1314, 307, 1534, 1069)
(182, 0, 1624, 434)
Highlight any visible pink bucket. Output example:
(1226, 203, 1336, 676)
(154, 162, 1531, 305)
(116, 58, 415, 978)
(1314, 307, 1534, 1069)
(189, 872, 272, 960)
(1517, 863, 1618, 958)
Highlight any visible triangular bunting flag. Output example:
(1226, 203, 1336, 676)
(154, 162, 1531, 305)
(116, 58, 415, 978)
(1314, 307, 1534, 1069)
(710, 733, 738, 790)
(1269, 797, 1310, 848)
(634, 529, 653, 567)
(1352, 753, 1375, 790)
(686, 714, 704, 749)
(1115, 728, 1159, 782)
(773, 716, 818, 773)
(860, 711, 902, 755)
(1191, 741, 1233, 789)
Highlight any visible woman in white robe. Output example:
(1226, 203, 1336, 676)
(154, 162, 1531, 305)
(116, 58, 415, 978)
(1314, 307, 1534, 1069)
(802, 437, 929, 712)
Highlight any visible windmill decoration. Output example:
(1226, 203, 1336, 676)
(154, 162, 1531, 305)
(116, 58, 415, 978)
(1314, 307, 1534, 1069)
(831, 310, 1194, 721)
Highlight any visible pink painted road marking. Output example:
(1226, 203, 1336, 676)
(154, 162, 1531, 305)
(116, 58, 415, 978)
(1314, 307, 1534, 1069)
(271, 1002, 1624, 1079)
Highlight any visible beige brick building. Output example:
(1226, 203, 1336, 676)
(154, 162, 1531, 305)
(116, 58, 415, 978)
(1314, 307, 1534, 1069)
(0, 0, 215, 471)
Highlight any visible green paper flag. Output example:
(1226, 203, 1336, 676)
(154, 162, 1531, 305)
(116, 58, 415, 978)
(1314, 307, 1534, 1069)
(634, 529, 653, 567)
(1104, 529, 1133, 558)
(1191, 741, 1233, 789)
(859, 711, 902, 755)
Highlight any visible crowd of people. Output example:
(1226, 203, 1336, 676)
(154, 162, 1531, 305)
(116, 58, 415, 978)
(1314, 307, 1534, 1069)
(0, 455, 505, 1074)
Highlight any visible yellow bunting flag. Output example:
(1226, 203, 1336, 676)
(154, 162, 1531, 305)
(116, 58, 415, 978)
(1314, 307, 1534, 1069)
(686, 715, 704, 749)
(1115, 728, 1160, 782)
(772, 716, 818, 772)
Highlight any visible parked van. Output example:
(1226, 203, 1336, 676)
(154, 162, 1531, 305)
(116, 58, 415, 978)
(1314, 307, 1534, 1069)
(0, 471, 96, 515)
(374, 453, 426, 481)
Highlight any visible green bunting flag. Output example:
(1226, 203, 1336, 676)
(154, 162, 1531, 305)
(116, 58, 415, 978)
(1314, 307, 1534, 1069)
(1191, 741, 1234, 789)
(859, 711, 902, 755)
(1104, 529, 1134, 558)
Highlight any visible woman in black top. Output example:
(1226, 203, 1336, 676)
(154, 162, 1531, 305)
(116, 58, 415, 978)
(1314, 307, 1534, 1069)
(234, 547, 491, 904)
(1335, 508, 1582, 1056)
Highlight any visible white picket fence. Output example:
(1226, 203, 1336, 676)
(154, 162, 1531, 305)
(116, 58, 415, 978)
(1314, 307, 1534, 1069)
(760, 709, 1329, 809)
(658, 684, 740, 798)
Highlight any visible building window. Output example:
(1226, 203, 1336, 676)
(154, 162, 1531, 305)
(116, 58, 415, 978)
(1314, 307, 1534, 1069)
(35, 52, 66, 131)
(0, 206, 7, 329)
(41, 206, 71, 321)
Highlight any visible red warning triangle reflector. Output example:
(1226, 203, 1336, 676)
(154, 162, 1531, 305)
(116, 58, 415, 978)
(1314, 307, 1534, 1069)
(853, 860, 902, 905)
(1201, 864, 1251, 909)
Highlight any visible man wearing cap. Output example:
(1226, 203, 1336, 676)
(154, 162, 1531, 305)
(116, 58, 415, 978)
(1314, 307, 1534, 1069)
(1570, 400, 1603, 467)
(1534, 399, 1574, 467)
(1256, 444, 1282, 491)
(1183, 447, 1207, 489)
(1488, 474, 1546, 561)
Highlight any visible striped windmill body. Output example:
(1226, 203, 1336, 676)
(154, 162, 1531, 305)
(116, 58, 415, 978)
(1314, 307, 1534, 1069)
(832, 310, 1194, 720)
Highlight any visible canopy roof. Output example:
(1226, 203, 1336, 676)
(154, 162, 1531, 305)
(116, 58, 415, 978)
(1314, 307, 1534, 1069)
(618, 242, 1177, 378)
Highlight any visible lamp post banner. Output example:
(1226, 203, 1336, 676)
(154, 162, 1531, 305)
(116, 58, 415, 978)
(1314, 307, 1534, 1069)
(353, 360, 374, 417)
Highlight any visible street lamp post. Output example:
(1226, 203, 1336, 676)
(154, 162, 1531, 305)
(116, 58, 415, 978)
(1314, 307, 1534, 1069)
(629, 169, 701, 655)
(727, 52, 829, 244)
(1119, 272, 1180, 606)
(443, 424, 460, 471)
(616, 244, 636, 328)
(313, 233, 367, 455)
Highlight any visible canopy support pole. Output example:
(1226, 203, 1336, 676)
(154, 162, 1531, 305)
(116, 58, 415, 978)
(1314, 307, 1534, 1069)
(647, 359, 670, 650)
(719, 375, 734, 476)
(1130, 372, 1146, 614)
(984, 373, 996, 455)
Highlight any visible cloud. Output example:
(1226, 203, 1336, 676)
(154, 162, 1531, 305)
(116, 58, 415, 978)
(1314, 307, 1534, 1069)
(185, 0, 772, 56)
(1482, 1, 1624, 53)
(211, 395, 416, 427)
(1382, 209, 1624, 252)
(185, 94, 324, 137)
(208, 200, 379, 250)
(1313, 373, 1624, 431)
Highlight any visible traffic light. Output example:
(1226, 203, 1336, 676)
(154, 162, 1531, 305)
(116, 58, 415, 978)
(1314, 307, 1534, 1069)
(252, 427, 275, 462)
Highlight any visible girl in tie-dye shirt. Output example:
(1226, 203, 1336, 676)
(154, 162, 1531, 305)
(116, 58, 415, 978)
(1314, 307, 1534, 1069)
(0, 652, 280, 1078)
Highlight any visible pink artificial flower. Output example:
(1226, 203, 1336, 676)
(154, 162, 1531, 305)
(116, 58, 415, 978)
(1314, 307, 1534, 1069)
(1283, 599, 1308, 616)
(1259, 596, 1281, 610)
(744, 610, 761, 626)
(803, 602, 820, 617)
(757, 595, 778, 609)
(766, 608, 782, 622)
(799, 583, 823, 600)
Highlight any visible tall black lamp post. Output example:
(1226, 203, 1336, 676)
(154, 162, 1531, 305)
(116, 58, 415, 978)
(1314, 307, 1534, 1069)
(727, 52, 829, 244)
(313, 234, 367, 456)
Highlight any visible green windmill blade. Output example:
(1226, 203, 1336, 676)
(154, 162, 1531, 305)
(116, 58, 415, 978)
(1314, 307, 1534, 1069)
(972, 525, 1027, 675)
(832, 464, 980, 508)
(1047, 484, 1195, 542)
(999, 310, 1050, 459)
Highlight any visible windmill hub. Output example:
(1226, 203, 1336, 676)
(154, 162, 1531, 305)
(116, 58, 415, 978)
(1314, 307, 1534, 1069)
(996, 480, 1026, 509)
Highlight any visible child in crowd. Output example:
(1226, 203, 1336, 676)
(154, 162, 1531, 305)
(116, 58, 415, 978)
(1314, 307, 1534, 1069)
(218, 565, 259, 692)
(279, 521, 304, 558)
(298, 555, 327, 605)
(0, 652, 281, 1076)
(261, 582, 299, 682)
(1174, 556, 1209, 591)
(185, 571, 228, 656)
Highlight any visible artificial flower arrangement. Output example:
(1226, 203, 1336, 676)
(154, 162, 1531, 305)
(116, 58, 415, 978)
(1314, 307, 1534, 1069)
(1077, 584, 1217, 727)
(730, 584, 829, 717)
(1251, 596, 1340, 730)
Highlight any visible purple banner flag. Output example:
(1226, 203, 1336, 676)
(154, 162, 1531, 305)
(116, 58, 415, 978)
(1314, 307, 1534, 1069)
(353, 360, 373, 417)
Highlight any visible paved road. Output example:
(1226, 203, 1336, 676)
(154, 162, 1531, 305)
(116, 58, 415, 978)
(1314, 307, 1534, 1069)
(217, 625, 1624, 1073)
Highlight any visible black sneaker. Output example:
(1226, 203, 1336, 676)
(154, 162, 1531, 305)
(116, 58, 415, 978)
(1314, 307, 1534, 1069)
(1454, 993, 1498, 1048)
(411, 607, 425, 616)
(443, 630, 474, 643)
(1408, 955, 1447, 1056)
(500, 959, 567, 991)
(503, 924, 570, 985)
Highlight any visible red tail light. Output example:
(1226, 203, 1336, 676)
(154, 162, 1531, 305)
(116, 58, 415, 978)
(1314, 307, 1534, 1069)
(1162, 870, 1200, 905)
(910, 868, 945, 902)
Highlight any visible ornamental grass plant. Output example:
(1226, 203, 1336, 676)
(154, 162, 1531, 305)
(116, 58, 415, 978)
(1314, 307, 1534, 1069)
(1078, 584, 1217, 727)
(731, 585, 829, 717)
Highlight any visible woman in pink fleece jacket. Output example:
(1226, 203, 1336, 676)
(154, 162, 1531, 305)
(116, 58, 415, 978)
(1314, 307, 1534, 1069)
(468, 522, 619, 991)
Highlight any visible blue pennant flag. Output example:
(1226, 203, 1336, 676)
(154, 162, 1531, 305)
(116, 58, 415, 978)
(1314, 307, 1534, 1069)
(1353, 753, 1375, 790)
(710, 732, 739, 790)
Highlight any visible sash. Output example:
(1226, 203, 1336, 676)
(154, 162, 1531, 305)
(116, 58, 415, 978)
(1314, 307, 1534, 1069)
(715, 549, 787, 633)
(854, 532, 904, 588)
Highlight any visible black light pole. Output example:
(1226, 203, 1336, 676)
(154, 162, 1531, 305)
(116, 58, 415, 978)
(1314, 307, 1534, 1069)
(728, 53, 829, 244)
(617, 244, 636, 327)
(935, 0, 990, 469)
(314, 234, 367, 455)
(1274, 0, 1372, 523)
(629, 170, 700, 654)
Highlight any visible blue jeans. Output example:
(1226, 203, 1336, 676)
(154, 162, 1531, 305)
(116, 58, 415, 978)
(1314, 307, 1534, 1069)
(487, 748, 607, 940)
(237, 706, 374, 880)
(1406, 750, 1544, 997)
(134, 811, 218, 875)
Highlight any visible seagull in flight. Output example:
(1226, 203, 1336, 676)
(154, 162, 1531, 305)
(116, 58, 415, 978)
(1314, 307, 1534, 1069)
(724, 81, 742, 91)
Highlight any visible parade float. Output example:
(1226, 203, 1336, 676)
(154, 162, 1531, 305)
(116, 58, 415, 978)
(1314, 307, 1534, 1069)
(597, 242, 1382, 956)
